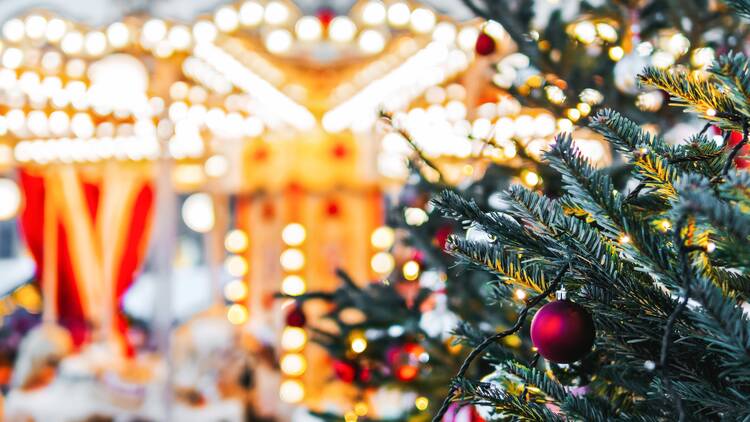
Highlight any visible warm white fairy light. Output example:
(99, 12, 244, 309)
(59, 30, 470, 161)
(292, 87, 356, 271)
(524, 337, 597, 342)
(240, 1, 265, 26)
(142, 19, 167, 45)
(182, 193, 215, 233)
(0, 179, 20, 221)
(45, 18, 67, 42)
(387, 2, 411, 27)
(224, 229, 249, 253)
(215, 6, 240, 32)
(410, 8, 436, 33)
(280, 353, 307, 377)
(168, 25, 192, 50)
(279, 379, 305, 403)
(265, 29, 293, 53)
(225, 255, 249, 277)
(281, 326, 307, 351)
(282, 223, 306, 246)
(24, 15, 47, 39)
(193, 20, 218, 44)
(281, 275, 306, 296)
(358, 29, 385, 54)
(457, 26, 479, 51)
(370, 226, 395, 249)
(2, 19, 24, 42)
(329, 16, 357, 42)
(280, 248, 305, 271)
(324, 40, 468, 133)
(84, 31, 107, 56)
(362, 1, 387, 26)
(191, 42, 316, 130)
(107, 22, 129, 48)
(370, 251, 395, 274)
(61, 31, 84, 54)
(227, 303, 249, 325)
(295, 16, 323, 42)
(264, 1, 290, 25)
(224, 279, 248, 301)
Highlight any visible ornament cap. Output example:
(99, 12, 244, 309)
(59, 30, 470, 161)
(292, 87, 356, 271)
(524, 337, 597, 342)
(556, 286, 567, 300)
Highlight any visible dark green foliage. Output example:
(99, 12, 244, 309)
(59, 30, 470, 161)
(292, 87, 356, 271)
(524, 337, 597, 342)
(432, 40, 750, 422)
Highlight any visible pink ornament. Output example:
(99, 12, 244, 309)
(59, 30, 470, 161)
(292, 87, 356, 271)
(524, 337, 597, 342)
(530, 300, 595, 363)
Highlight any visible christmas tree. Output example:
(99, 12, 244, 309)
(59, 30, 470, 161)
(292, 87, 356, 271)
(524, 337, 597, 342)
(429, 9, 750, 422)
(290, 1, 748, 420)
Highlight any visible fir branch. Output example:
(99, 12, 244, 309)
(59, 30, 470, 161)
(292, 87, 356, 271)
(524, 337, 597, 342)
(725, 0, 750, 18)
(658, 214, 696, 422)
(638, 67, 737, 124)
(432, 260, 572, 422)
(546, 133, 624, 236)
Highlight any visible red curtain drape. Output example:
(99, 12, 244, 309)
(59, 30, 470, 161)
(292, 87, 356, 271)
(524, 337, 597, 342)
(18, 168, 153, 353)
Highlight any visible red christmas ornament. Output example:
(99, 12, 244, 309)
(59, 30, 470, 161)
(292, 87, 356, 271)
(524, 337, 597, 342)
(285, 304, 307, 327)
(530, 298, 595, 363)
(727, 130, 750, 169)
(332, 359, 357, 383)
(434, 225, 453, 250)
(386, 342, 424, 382)
(358, 365, 372, 383)
(475, 33, 496, 56)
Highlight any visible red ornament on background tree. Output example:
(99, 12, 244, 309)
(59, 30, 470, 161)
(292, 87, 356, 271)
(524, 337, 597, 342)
(475, 32, 496, 56)
(285, 304, 307, 327)
(727, 130, 749, 169)
(385, 342, 425, 382)
(530, 288, 595, 363)
(332, 359, 357, 383)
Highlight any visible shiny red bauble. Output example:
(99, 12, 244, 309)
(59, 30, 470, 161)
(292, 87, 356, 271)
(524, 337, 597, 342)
(475, 33, 496, 56)
(386, 342, 425, 382)
(285, 305, 306, 327)
(332, 359, 357, 383)
(530, 300, 595, 363)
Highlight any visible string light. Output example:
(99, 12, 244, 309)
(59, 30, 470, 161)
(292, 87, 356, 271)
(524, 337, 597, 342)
(370, 226, 395, 249)
(0, 179, 21, 221)
(362, 1, 387, 26)
(281, 326, 307, 351)
(226, 303, 249, 324)
(387, 3, 411, 27)
(415, 396, 429, 411)
(514, 289, 527, 301)
(282, 223, 306, 246)
(329, 16, 357, 42)
(225, 255, 249, 277)
(107, 22, 129, 48)
(403, 260, 420, 281)
(280, 248, 305, 271)
(280, 353, 307, 377)
(240, 1, 264, 26)
(281, 275, 306, 296)
(224, 279, 249, 301)
(264, 1, 290, 25)
(358, 29, 385, 54)
(279, 380, 305, 403)
(182, 193, 215, 233)
(350, 334, 368, 353)
(295, 16, 323, 42)
(370, 251, 395, 274)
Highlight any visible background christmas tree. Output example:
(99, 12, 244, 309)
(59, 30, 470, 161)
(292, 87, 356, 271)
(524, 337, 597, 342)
(429, 5, 750, 421)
